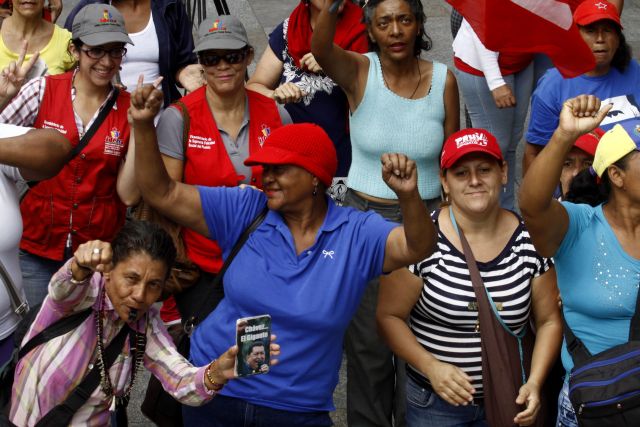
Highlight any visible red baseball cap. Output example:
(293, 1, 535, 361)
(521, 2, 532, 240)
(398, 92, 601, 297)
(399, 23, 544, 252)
(574, 128, 605, 157)
(440, 128, 503, 170)
(574, 0, 622, 29)
(244, 123, 337, 187)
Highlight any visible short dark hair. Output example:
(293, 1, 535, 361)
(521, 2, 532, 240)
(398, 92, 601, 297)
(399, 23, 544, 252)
(247, 341, 265, 354)
(361, 0, 432, 56)
(565, 151, 635, 205)
(111, 220, 177, 278)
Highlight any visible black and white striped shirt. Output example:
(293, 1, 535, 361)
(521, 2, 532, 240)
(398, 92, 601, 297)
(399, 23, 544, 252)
(408, 213, 552, 396)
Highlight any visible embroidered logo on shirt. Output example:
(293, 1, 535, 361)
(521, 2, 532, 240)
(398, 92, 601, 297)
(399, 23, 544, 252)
(42, 120, 67, 135)
(455, 132, 488, 149)
(258, 124, 271, 147)
(322, 250, 335, 259)
(104, 127, 124, 156)
(187, 135, 215, 150)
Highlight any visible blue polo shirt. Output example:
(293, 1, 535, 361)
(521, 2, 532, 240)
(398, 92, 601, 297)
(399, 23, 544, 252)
(190, 186, 396, 412)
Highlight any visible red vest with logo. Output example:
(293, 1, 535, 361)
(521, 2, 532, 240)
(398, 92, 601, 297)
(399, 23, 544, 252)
(20, 71, 131, 260)
(180, 87, 282, 272)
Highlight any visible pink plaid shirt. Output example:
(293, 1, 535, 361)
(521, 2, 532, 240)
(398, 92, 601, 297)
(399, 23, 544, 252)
(10, 260, 213, 426)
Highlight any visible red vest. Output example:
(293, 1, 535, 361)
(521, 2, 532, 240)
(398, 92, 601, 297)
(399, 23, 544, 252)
(180, 87, 282, 272)
(20, 72, 131, 260)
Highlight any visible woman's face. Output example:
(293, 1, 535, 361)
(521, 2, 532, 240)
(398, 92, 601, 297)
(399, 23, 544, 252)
(104, 251, 167, 322)
(71, 42, 126, 88)
(579, 20, 620, 74)
(201, 48, 252, 96)
(560, 147, 593, 197)
(12, 0, 45, 18)
(441, 153, 507, 215)
(261, 164, 316, 212)
(368, 0, 419, 61)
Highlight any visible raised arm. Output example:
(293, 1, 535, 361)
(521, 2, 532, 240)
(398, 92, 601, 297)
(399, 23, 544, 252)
(130, 79, 210, 238)
(378, 268, 475, 406)
(443, 70, 460, 140)
(0, 42, 40, 112)
(310, 0, 368, 110)
(519, 95, 611, 256)
(0, 128, 71, 181)
(380, 153, 437, 272)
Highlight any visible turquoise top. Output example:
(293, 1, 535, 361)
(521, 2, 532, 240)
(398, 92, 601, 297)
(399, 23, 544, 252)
(348, 52, 447, 200)
(556, 202, 640, 372)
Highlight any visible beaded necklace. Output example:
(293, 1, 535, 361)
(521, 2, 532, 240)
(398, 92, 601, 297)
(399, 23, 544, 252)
(95, 284, 147, 408)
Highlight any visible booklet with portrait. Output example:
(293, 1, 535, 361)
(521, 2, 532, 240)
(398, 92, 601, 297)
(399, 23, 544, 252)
(235, 314, 272, 377)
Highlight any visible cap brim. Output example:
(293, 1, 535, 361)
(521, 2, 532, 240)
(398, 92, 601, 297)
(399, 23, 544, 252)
(194, 39, 247, 52)
(80, 32, 133, 46)
(442, 149, 503, 170)
(576, 15, 622, 29)
(244, 146, 300, 167)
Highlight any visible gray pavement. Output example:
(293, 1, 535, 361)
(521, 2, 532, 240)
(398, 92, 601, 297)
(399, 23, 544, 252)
(58, 0, 640, 426)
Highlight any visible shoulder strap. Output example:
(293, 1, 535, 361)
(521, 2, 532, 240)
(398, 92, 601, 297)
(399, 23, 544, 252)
(67, 88, 120, 161)
(629, 287, 640, 340)
(0, 259, 28, 318)
(184, 205, 269, 335)
(34, 324, 130, 427)
(18, 308, 93, 360)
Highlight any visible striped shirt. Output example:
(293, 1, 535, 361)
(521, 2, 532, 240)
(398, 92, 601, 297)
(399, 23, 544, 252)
(408, 212, 552, 396)
(10, 260, 213, 426)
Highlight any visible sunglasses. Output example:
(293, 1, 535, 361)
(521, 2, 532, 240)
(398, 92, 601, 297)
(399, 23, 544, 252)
(81, 47, 127, 60)
(198, 49, 249, 67)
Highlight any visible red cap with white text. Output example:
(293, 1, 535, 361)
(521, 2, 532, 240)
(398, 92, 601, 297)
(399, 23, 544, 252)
(440, 128, 503, 170)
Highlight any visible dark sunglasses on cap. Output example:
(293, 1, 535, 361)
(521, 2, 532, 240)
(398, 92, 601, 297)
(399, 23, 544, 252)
(81, 46, 127, 60)
(198, 49, 249, 67)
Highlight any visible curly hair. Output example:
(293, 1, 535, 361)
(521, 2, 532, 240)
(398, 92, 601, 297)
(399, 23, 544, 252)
(361, 0, 432, 57)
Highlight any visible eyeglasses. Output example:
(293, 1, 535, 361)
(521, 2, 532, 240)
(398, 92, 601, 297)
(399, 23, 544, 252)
(81, 47, 127, 60)
(198, 50, 249, 67)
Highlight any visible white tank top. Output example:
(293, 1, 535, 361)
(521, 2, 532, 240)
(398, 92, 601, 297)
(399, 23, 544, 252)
(120, 12, 160, 91)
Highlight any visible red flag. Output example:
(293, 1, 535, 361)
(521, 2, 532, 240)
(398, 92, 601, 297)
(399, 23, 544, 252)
(447, 0, 595, 78)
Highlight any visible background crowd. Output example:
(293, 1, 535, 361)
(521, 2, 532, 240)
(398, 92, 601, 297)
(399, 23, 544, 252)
(0, 0, 638, 426)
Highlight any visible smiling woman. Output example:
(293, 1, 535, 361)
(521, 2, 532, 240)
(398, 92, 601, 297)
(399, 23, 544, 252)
(0, 3, 141, 309)
(378, 128, 562, 427)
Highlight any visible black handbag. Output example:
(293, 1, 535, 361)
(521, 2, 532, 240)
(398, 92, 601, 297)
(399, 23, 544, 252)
(140, 206, 267, 426)
(564, 288, 640, 426)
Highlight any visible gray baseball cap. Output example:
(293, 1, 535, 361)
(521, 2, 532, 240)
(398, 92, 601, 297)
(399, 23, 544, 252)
(72, 4, 133, 46)
(194, 15, 249, 52)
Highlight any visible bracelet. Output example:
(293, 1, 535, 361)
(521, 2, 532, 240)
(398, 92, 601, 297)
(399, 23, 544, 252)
(69, 260, 91, 285)
(69, 276, 90, 285)
(205, 360, 225, 392)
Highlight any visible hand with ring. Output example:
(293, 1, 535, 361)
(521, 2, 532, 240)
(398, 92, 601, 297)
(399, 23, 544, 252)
(70, 240, 113, 282)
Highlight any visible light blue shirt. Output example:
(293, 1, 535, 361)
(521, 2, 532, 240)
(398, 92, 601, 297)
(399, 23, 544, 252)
(555, 202, 640, 372)
(348, 53, 448, 200)
(191, 187, 396, 411)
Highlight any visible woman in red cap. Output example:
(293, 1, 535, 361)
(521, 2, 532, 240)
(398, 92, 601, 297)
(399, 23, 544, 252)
(130, 81, 437, 427)
(378, 128, 561, 427)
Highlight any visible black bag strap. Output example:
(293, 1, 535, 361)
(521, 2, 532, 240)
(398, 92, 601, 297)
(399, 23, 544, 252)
(18, 308, 92, 360)
(68, 88, 120, 161)
(0, 259, 28, 318)
(34, 324, 130, 427)
(183, 205, 268, 335)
